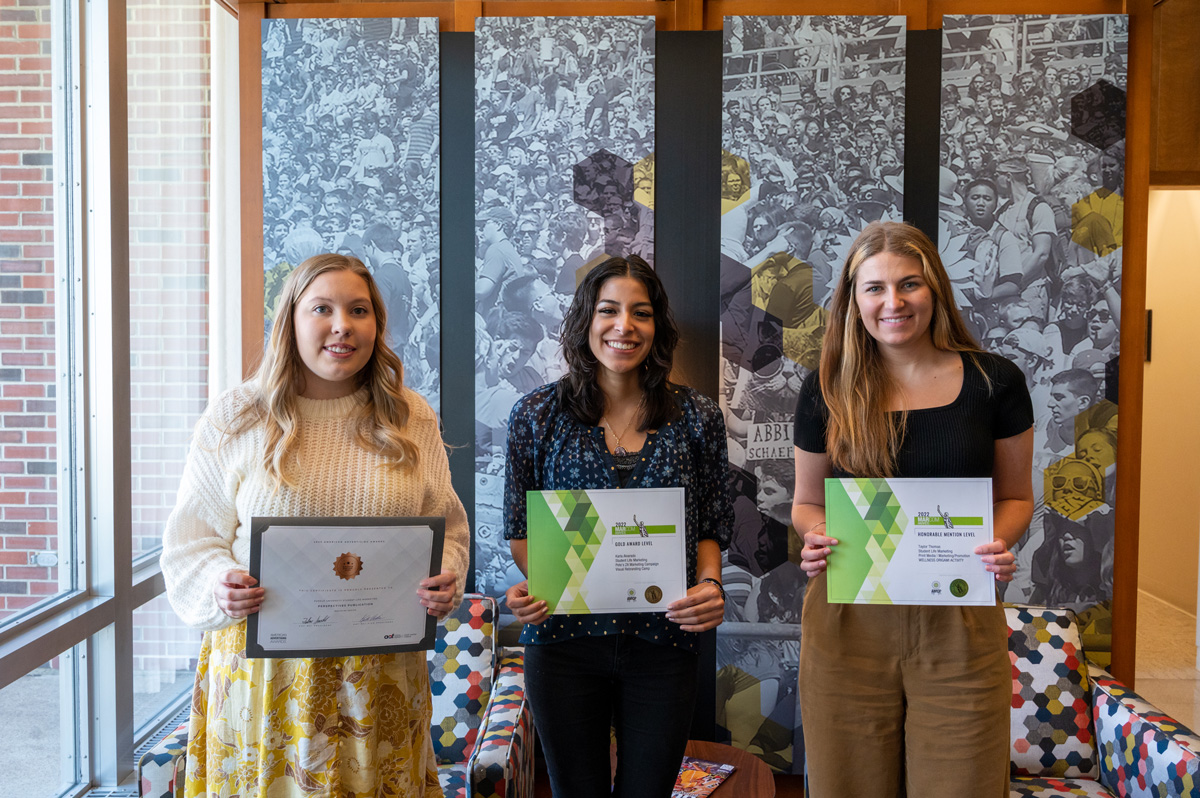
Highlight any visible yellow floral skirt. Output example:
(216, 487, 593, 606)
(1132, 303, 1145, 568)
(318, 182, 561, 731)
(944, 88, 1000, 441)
(184, 622, 441, 798)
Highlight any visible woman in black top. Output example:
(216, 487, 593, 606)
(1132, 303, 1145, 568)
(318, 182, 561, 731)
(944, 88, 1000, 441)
(791, 222, 1034, 798)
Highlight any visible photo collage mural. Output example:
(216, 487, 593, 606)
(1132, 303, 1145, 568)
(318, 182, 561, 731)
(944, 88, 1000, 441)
(261, 18, 443, 408)
(718, 15, 906, 774)
(252, 12, 1128, 777)
(714, 14, 1126, 773)
(938, 15, 1127, 640)
(472, 17, 657, 604)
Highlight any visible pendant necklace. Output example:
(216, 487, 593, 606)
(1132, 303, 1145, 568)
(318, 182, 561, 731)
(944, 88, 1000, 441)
(601, 414, 635, 456)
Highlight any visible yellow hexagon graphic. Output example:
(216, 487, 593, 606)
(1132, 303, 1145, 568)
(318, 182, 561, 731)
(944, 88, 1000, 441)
(633, 153, 654, 211)
(1044, 455, 1106, 521)
(1071, 188, 1123, 256)
(748, 253, 825, 370)
(721, 151, 751, 216)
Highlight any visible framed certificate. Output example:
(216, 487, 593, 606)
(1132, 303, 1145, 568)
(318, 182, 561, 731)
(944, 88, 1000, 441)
(246, 517, 444, 658)
(825, 478, 995, 606)
(527, 487, 687, 614)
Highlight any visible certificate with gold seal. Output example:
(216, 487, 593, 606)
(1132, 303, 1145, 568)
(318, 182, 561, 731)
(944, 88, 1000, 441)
(825, 478, 995, 606)
(246, 517, 444, 658)
(526, 487, 687, 615)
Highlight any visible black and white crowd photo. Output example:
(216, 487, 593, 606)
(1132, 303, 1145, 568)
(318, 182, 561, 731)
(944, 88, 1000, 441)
(472, 16, 657, 609)
(262, 17, 442, 407)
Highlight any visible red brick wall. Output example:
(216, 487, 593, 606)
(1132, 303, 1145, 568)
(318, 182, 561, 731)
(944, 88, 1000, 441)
(0, 0, 210, 687)
(0, 0, 57, 617)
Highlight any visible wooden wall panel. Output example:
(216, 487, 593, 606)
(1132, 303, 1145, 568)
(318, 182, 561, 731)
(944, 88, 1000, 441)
(1151, 0, 1200, 178)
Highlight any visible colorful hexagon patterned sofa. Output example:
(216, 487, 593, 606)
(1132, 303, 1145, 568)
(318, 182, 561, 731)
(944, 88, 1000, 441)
(138, 594, 534, 798)
(1006, 604, 1198, 798)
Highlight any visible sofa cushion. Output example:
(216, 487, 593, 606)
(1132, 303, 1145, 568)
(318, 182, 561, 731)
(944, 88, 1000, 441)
(1006, 605, 1097, 778)
(429, 595, 498, 764)
(1009, 776, 1113, 797)
(437, 763, 468, 798)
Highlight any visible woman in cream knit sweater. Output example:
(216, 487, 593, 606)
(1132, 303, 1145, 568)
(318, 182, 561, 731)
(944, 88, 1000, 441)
(161, 254, 469, 798)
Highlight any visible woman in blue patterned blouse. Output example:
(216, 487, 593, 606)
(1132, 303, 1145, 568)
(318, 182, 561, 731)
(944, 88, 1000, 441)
(503, 255, 734, 797)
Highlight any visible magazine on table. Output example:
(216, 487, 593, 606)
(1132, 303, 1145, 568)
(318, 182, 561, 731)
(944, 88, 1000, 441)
(672, 756, 736, 797)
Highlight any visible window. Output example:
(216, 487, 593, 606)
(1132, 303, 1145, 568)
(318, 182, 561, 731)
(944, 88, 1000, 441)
(0, 0, 225, 791)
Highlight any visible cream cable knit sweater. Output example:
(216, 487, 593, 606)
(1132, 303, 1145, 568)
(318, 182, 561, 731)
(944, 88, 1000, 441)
(161, 385, 470, 632)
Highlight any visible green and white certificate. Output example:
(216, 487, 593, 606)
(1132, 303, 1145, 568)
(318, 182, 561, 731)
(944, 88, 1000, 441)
(825, 477, 995, 606)
(526, 487, 687, 614)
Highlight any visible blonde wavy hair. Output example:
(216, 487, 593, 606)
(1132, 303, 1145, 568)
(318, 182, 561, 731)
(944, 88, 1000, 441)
(821, 222, 983, 477)
(223, 253, 419, 487)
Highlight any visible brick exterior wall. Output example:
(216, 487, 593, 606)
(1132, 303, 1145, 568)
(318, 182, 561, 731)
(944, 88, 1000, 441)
(0, 0, 58, 618)
(1, 0, 211, 681)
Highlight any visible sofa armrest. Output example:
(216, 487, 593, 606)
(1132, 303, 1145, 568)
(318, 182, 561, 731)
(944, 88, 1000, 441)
(137, 722, 189, 798)
(467, 647, 536, 798)
(1091, 671, 1200, 797)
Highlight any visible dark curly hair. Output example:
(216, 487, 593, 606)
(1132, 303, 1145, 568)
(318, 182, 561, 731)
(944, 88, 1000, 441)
(556, 255, 680, 430)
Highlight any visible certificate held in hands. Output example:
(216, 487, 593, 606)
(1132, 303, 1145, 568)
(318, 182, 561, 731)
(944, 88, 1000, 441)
(825, 478, 995, 606)
(527, 487, 686, 614)
(247, 517, 444, 658)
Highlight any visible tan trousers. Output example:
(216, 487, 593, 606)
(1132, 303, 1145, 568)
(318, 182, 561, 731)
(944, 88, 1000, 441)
(799, 573, 1010, 798)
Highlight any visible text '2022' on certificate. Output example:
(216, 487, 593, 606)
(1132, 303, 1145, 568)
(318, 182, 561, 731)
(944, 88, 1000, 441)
(526, 487, 687, 615)
(825, 478, 995, 606)
(247, 517, 444, 658)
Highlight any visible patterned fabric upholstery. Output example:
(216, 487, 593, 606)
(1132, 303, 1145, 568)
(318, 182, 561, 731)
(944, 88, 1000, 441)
(467, 649, 536, 798)
(136, 595, 534, 798)
(430, 595, 497, 764)
(1093, 672, 1200, 797)
(1007, 605, 1097, 778)
(437, 763, 468, 798)
(1003, 604, 1198, 798)
(137, 722, 188, 798)
(1009, 777, 1113, 797)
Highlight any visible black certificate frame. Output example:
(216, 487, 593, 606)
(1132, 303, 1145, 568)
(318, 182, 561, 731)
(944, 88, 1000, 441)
(246, 516, 445, 659)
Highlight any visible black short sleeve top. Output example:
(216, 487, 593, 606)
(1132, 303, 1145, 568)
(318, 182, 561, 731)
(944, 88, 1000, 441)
(793, 351, 1034, 479)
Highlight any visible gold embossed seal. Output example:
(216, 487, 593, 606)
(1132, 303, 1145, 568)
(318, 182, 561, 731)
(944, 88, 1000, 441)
(644, 585, 663, 604)
(333, 552, 363, 580)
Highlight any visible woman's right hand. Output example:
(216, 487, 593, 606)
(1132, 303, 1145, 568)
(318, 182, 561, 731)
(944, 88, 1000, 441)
(505, 580, 549, 625)
(213, 570, 265, 619)
(799, 527, 838, 577)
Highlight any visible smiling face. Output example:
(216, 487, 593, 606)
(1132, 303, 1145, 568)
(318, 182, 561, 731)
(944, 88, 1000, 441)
(588, 276, 655, 379)
(292, 270, 377, 399)
(853, 252, 935, 352)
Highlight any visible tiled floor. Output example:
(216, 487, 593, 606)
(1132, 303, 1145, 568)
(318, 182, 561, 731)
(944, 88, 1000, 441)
(1134, 589, 1200, 731)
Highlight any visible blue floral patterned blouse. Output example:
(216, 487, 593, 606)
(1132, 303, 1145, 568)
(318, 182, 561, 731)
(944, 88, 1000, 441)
(503, 382, 734, 652)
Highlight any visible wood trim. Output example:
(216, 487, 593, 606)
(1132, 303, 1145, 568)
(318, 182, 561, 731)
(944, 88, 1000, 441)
(453, 0, 482, 31)
(1110, 0, 1153, 686)
(1150, 170, 1200, 188)
(215, 0, 239, 19)
(240, 2, 266, 379)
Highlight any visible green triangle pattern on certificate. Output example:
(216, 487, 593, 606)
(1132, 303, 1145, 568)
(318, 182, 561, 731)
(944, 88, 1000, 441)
(827, 478, 909, 603)
(527, 490, 608, 612)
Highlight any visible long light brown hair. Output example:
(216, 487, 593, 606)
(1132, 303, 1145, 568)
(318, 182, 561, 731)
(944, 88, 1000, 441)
(821, 222, 983, 476)
(222, 253, 419, 487)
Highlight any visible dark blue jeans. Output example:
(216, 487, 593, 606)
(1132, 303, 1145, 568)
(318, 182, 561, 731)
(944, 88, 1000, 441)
(524, 634, 699, 798)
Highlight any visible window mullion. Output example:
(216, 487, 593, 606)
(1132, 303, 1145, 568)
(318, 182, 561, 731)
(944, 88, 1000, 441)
(81, 0, 133, 785)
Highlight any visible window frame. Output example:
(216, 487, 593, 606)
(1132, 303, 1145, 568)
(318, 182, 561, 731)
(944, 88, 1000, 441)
(0, 0, 226, 790)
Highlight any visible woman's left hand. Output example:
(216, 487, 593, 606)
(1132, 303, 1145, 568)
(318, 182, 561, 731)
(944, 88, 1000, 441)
(418, 569, 458, 619)
(666, 581, 725, 632)
(975, 538, 1017, 582)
